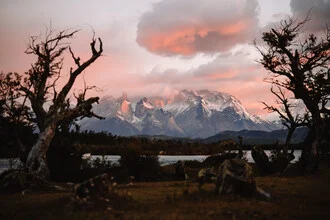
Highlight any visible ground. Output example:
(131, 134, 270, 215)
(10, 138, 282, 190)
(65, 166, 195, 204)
(1, 165, 330, 219)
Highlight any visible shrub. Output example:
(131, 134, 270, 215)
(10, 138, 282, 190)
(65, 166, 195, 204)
(92, 156, 113, 169)
(119, 146, 161, 181)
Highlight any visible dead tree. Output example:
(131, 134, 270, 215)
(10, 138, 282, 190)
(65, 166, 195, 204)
(262, 86, 310, 156)
(255, 17, 330, 172)
(13, 28, 105, 178)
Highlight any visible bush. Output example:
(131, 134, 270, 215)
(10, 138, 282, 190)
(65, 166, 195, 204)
(0, 169, 45, 192)
(82, 155, 113, 169)
(119, 146, 161, 181)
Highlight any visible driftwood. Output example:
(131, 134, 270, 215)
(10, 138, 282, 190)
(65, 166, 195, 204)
(215, 159, 270, 199)
(197, 168, 217, 189)
(215, 159, 255, 196)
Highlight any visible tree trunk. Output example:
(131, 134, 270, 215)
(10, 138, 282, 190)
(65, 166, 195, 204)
(26, 124, 56, 179)
(284, 127, 295, 157)
(303, 109, 325, 172)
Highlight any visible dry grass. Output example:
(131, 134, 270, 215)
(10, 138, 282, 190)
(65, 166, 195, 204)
(1, 165, 330, 219)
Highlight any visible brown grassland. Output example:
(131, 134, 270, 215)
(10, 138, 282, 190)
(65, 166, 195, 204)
(1, 164, 330, 219)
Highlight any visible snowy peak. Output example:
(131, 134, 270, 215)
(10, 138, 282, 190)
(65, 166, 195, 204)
(135, 97, 155, 118)
(95, 93, 133, 120)
(119, 92, 128, 101)
(165, 90, 251, 119)
(81, 89, 278, 138)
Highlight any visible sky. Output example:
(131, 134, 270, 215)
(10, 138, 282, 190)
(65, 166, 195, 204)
(0, 0, 329, 116)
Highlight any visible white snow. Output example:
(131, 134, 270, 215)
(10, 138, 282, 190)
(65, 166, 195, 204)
(164, 102, 191, 116)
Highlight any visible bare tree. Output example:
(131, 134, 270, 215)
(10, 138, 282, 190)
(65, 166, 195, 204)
(262, 86, 310, 155)
(255, 17, 330, 171)
(3, 27, 105, 178)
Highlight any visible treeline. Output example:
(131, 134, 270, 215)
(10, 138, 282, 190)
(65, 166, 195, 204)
(52, 130, 236, 155)
(1, 127, 306, 159)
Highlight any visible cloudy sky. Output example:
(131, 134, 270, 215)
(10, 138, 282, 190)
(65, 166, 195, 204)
(1, 0, 329, 115)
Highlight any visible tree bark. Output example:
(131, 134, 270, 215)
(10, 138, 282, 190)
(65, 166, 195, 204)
(285, 127, 294, 147)
(303, 109, 325, 172)
(284, 127, 295, 157)
(26, 124, 56, 179)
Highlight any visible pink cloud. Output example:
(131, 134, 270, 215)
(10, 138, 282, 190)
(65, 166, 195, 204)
(136, 0, 259, 57)
(115, 51, 274, 115)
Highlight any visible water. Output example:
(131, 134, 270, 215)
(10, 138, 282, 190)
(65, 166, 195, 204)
(87, 150, 302, 166)
(0, 150, 302, 174)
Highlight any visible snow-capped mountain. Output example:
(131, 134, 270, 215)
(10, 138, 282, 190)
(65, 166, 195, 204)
(79, 90, 277, 138)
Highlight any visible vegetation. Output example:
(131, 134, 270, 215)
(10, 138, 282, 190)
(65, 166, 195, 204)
(1, 165, 330, 219)
(119, 145, 161, 181)
(0, 28, 104, 179)
(256, 17, 330, 171)
(262, 86, 309, 149)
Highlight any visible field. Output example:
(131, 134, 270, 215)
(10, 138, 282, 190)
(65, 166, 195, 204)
(1, 164, 330, 219)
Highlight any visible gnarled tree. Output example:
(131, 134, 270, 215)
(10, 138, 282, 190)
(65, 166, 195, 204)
(262, 86, 310, 154)
(255, 17, 330, 171)
(6, 28, 105, 178)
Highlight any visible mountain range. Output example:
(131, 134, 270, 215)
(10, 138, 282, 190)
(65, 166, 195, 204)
(79, 90, 278, 138)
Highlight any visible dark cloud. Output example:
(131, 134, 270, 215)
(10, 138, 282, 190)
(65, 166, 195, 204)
(291, 0, 330, 32)
(136, 0, 259, 57)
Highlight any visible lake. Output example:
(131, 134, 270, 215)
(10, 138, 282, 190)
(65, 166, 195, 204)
(87, 150, 301, 166)
(0, 150, 302, 174)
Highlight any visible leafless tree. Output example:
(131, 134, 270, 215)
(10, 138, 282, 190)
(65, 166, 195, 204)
(255, 16, 330, 171)
(2, 27, 105, 178)
(262, 86, 310, 155)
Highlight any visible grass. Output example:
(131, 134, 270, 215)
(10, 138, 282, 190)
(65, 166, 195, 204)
(1, 165, 330, 219)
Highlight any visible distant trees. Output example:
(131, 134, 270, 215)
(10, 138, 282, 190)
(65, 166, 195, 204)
(0, 72, 35, 162)
(0, 28, 104, 178)
(256, 17, 330, 171)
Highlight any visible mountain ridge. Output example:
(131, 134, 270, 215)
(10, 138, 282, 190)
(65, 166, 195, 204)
(79, 89, 279, 138)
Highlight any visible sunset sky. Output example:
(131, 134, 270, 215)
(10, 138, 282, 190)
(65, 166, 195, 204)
(1, 0, 329, 116)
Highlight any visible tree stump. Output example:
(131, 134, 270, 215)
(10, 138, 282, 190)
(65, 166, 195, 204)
(252, 146, 292, 175)
(197, 168, 217, 189)
(251, 146, 276, 175)
(215, 159, 256, 197)
(174, 161, 188, 180)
